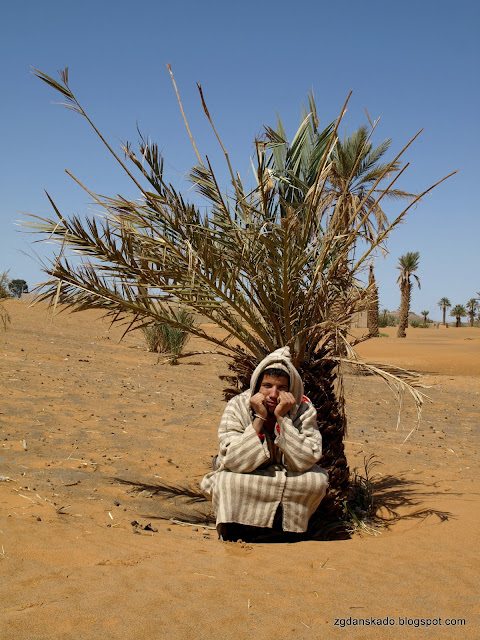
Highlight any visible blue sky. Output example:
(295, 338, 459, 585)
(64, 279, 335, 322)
(1, 0, 479, 321)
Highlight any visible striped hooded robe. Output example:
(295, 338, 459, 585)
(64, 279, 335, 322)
(200, 347, 328, 533)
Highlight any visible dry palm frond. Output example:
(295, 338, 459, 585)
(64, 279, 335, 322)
(113, 477, 215, 527)
(336, 345, 430, 437)
(0, 271, 10, 298)
(113, 477, 207, 504)
(0, 304, 10, 331)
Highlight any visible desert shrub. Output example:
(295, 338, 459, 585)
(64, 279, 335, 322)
(0, 271, 10, 299)
(142, 309, 195, 363)
(378, 313, 397, 328)
(379, 332, 389, 338)
(0, 271, 11, 330)
(410, 319, 429, 328)
(0, 304, 9, 330)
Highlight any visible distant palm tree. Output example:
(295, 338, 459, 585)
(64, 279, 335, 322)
(466, 299, 479, 327)
(437, 297, 451, 326)
(420, 310, 429, 326)
(450, 304, 467, 327)
(396, 252, 421, 337)
(367, 264, 379, 337)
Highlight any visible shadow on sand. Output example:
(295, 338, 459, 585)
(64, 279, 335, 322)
(111, 470, 455, 543)
(370, 471, 456, 526)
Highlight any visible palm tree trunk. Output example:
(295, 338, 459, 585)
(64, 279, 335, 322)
(328, 257, 351, 356)
(222, 352, 350, 538)
(328, 208, 351, 356)
(397, 281, 411, 338)
(442, 307, 446, 325)
(302, 358, 350, 538)
(367, 265, 379, 337)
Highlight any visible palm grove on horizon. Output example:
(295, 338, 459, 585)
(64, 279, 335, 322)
(391, 267, 478, 333)
(25, 67, 455, 534)
(436, 297, 479, 328)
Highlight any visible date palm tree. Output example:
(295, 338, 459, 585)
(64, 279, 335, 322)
(437, 297, 451, 326)
(25, 68, 451, 535)
(396, 252, 421, 338)
(367, 264, 379, 336)
(420, 310, 429, 326)
(466, 299, 479, 327)
(450, 304, 467, 327)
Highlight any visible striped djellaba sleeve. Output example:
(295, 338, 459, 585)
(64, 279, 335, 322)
(274, 400, 322, 472)
(217, 395, 271, 473)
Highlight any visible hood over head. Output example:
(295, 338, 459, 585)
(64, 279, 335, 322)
(249, 347, 304, 412)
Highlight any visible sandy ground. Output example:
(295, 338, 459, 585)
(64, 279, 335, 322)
(1, 299, 479, 640)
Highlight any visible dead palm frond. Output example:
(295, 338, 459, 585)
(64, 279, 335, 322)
(0, 304, 10, 331)
(0, 271, 10, 299)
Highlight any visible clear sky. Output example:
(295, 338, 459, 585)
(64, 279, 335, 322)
(1, 0, 479, 321)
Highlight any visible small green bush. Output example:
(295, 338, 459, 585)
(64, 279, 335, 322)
(378, 313, 397, 327)
(410, 319, 430, 328)
(142, 309, 196, 363)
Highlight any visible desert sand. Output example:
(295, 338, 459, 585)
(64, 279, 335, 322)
(1, 299, 479, 639)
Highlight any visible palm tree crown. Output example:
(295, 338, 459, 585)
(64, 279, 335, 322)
(466, 298, 479, 326)
(264, 109, 415, 345)
(396, 251, 421, 288)
(437, 297, 451, 325)
(450, 304, 467, 327)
